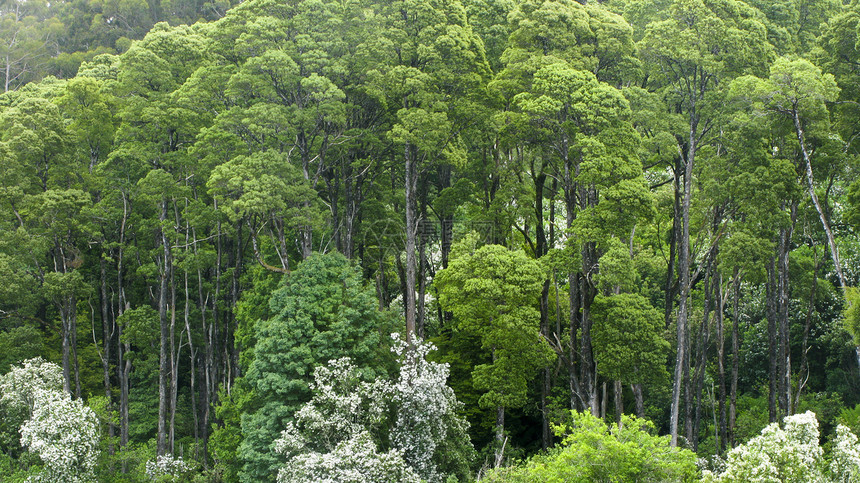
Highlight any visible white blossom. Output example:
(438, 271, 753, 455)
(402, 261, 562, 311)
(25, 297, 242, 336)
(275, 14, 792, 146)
(273, 335, 472, 483)
(714, 411, 827, 482)
(277, 430, 421, 483)
(0, 357, 64, 416)
(0, 359, 100, 483)
(144, 453, 194, 482)
(389, 334, 471, 482)
(831, 425, 860, 483)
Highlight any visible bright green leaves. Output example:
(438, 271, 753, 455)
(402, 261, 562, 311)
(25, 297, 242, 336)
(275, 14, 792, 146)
(592, 293, 669, 384)
(207, 150, 320, 228)
(505, 0, 635, 82)
(640, 0, 771, 99)
(844, 287, 860, 347)
(436, 243, 555, 410)
(483, 410, 698, 482)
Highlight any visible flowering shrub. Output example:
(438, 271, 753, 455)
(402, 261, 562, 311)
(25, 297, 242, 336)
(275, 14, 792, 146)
(0, 358, 99, 483)
(273, 335, 473, 483)
(0, 357, 64, 415)
(277, 430, 420, 483)
(704, 411, 860, 483)
(830, 425, 860, 483)
(144, 453, 194, 482)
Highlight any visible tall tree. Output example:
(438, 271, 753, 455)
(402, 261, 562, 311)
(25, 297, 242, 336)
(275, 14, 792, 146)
(638, 0, 771, 446)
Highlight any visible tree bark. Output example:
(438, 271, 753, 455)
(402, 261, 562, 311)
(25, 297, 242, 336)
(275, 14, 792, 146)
(766, 256, 778, 423)
(792, 111, 845, 287)
(157, 200, 171, 456)
(716, 272, 727, 455)
(729, 268, 741, 448)
(671, 119, 696, 446)
(404, 142, 418, 341)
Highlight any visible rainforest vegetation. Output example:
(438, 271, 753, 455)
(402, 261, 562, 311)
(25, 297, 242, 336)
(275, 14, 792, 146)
(3, 0, 860, 481)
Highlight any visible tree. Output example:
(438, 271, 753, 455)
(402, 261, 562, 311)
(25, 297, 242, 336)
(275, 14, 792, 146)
(730, 58, 843, 287)
(703, 411, 834, 482)
(366, 0, 490, 339)
(435, 239, 555, 465)
(591, 292, 669, 419)
(239, 252, 394, 482)
(638, 0, 771, 446)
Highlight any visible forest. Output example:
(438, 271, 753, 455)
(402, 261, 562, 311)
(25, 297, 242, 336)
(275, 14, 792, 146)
(2, 0, 860, 481)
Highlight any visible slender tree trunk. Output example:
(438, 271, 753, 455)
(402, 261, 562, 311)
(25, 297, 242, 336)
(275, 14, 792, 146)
(417, 189, 428, 339)
(632, 383, 645, 418)
(117, 194, 130, 453)
(600, 381, 607, 420)
(580, 263, 598, 415)
(494, 405, 505, 468)
(404, 142, 418, 341)
(796, 254, 819, 407)
(62, 302, 72, 394)
(569, 273, 582, 410)
(614, 380, 623, 427)
(716, 272, 727, 455)
(692, 261, 713, 451)
(666, 159, 680, 328)
(729, 269, 741, 447)
(71, 298, 80, 399)
(767, 256, 778, 422)
(100, 256, 115, 454)
(157, 200, 171, 456)
(778, 202, 796, 416)
(533, 170, 552, 449)
(671, 120, 696, 446)
(792, 111, 845, 287)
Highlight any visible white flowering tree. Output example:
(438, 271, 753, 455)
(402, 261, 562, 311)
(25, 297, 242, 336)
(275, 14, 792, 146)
(704, 411, 860, 483)
(273, 335, 474, 483)
(0, 357, 64, 415)
(831, 425, 860, 483)
(390, 335, 473, 482)
(273, 357, 418, 483)
(145, 453, 195, 482)
(0, 358, 99, 483)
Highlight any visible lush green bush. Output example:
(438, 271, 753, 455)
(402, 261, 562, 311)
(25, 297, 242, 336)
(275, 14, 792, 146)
(482, 411, 698, 483)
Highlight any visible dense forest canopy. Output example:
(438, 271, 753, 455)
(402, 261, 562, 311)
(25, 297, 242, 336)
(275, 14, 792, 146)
(2, 0, 860, 481)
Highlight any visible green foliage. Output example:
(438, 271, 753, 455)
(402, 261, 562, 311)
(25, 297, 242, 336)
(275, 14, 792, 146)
(239, 252, 396, 482)
(483, 410, 698, 482)
(591, 293, 669, 384)
(844, 287, 860, 346)
(436, 242, 555, 412)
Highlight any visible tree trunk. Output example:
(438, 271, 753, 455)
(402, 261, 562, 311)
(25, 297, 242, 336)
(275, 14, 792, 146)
(777, 202, 796, 416)
(671, 119, 696, 446)
(404, 142, 418, 341)
(729, 269, 741, 448)
(99, 256, 115, 454)
(665, 158, 680, 328)
(580, 262, 598, 415)
(494, 405, 505, 468)
(796, 253, 819, 408)
(792, 111, 845, 287)
(417, 189, 428, 339)
(767, 256, 778, 423)
(632, 383, 645, 419)
(716, 272, 727, 455)
(157, 200, 171, 456)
